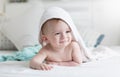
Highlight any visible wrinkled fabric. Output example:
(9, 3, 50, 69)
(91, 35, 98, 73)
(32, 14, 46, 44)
(0, 45, 41, 62)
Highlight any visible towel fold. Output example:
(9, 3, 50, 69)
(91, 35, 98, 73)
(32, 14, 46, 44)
(0, 45, 41, 62)
(39, 7, 93, 62)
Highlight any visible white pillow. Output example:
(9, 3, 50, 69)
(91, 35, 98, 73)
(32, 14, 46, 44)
(1, 4, 44, 50)
(80, 29, 105, 47)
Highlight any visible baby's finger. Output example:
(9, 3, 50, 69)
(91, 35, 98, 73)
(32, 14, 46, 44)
(40, 65, 46, 70)
(45, 65, 53, 70)
(47, 65, 53, 70)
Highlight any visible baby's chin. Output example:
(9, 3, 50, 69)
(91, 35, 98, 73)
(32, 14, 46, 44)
(59, 42, 70, 47)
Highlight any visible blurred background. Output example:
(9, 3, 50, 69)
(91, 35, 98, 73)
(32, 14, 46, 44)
(0, 0, 120, 46)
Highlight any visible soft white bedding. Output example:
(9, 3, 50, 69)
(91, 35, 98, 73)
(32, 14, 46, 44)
(0, 46, 120, 77)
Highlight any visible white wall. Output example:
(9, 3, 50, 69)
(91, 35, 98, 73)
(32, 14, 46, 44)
(4, 0, 120, 46)
(0, 0, 5, 15)
(91, 0, 120, 46)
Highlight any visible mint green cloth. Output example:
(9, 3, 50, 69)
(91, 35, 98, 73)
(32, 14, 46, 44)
(0, 45, 41, 62)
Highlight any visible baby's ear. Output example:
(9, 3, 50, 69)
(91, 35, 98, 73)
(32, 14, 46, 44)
(42, 35, 48, 41)
(41, 35, 48, 46)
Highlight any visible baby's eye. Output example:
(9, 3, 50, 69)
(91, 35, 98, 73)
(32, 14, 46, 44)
(66, 31, 71, 33)
(55, 33, 60, 35)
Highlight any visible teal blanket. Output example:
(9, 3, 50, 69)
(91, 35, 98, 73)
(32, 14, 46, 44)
(0, 45, 41, 62)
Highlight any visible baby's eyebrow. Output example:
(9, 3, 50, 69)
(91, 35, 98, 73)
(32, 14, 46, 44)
(66, 28, 71, 31)
(52, 31, 57, 34)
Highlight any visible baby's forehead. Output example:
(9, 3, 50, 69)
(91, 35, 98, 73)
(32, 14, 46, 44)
(44, 19, 70, 28)
(41, 19, 71, 34)
(46, 19, 65, 25)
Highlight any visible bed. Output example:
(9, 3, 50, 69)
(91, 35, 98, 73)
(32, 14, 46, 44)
(0, 1, 120, 77)
(0, 46, 120, 77)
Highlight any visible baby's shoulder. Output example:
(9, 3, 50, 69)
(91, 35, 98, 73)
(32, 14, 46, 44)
(39, 45, 51, 53)
(38, 46, 48, 53)
(69, 41, 81, 51)
(70, 41, 79, 47)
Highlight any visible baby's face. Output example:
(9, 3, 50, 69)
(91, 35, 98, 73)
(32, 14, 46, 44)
(44, 19, 72, 48)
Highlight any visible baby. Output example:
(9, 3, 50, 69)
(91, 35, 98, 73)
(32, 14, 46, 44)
(30, 7, 90, 70)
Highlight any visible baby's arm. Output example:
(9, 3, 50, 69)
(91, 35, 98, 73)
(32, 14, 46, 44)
(47, 61, 80, 66)
(29, 49, 53, 70)
(71, 41, 83, 65)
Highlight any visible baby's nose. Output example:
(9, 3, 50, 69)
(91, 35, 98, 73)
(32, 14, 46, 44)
(61, 33, 66, 39)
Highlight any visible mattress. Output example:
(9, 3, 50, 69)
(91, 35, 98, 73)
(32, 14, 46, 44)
(0, 46, 120, 77)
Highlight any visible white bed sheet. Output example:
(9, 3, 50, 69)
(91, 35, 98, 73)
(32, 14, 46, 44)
(0, 46, 120, 77)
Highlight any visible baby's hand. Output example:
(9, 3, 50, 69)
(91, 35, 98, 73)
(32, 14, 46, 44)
(38, 63, 53, 70)
(46, 61, 60, 65)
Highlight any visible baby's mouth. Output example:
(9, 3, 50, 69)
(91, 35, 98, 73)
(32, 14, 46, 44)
(60, 40, 67, 43)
